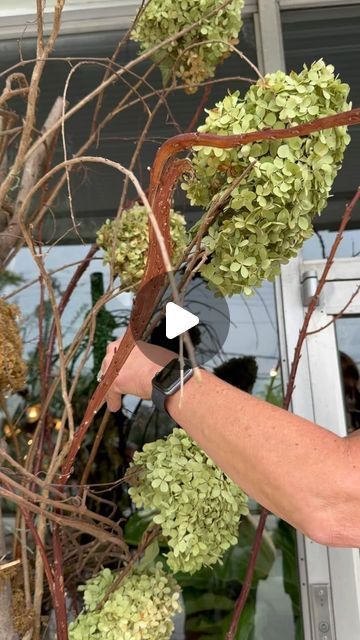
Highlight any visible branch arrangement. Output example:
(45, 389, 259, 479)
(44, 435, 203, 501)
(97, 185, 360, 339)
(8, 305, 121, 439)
(0, 1, 359, 639)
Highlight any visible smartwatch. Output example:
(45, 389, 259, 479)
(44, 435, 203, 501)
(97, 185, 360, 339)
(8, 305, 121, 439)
(151, 358, 193, 415)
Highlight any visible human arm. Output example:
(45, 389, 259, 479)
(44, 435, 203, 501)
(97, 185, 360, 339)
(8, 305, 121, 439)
(102, 339, 360, 547)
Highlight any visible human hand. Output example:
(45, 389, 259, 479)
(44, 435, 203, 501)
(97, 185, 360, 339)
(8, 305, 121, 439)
(100, 337, 175, 412)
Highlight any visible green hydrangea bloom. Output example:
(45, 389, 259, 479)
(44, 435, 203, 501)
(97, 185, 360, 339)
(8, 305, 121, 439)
(131, 0, 244, 92)
(68, 563, 181, 640)
(183, 59, 351, 296)
(96, 204, 188, 290)
(128, 428, 249, 574)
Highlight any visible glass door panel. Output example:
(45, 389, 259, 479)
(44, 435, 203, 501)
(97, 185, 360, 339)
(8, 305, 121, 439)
(336, 316, 360, 433)
(277, 255, 360, 640)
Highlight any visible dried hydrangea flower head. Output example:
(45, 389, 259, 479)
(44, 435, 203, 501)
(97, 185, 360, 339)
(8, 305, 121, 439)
(131, 0, 244, 92)
(68, 563, 181, 640)
(184, 59, 351, 295)
(0, 298, 27, 393)
(96, 204, 188, 291)
(128, 428, 249, 574)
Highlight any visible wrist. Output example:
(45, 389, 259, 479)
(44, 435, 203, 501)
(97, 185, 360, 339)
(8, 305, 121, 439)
(142, 352, 175, 400)
(166, 366, 205, 418)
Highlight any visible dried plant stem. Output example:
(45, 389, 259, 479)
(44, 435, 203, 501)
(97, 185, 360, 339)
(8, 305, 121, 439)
(20, 516, 32, 608)
(29, 245, 99, 483)
(16, 0, 231, 170)
(80, 410, 110, 487)
(0, 0, 65, 209)
(7, 72, 252, 262)
(97, 526, 161, 611)
(0, 502, 19, 640)
(306, 284, 360, 336)
(0, 487, 129, 550)
(17, 230, 75, 441)
(0, 469, 124, 535)
(226, 508, 268, 640)
(0, 96, 66, 265)
(90, 0, 150, 133)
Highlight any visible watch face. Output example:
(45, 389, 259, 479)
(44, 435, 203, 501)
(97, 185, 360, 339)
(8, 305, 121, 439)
(154, 358, 192, 393)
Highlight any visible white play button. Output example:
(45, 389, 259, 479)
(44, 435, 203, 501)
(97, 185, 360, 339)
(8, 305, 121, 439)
(165, 302, 200, 340)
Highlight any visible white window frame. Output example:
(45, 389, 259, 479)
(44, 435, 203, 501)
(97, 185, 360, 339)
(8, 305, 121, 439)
(279, 0, 360, 8)
(277, 255, 360, 640)
(0, 1, 257, 39)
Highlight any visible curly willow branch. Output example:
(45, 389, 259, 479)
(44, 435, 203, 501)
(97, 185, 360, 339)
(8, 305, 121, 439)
(55, 106, 360, 486)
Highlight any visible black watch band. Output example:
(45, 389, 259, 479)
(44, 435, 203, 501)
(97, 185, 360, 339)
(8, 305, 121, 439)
(151, 357, 193, 415)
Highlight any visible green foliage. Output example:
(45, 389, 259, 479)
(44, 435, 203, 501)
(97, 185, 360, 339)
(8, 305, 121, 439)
(185, 599, 256, 640)
(273, 521, 303, 640)
(68, 563, 181, 640)
(178, 516, 275, 639)
(0, 270, 24, 293)
(260, 377, 283, 407)
(90, 272, 117, 374)
(96, 204, 188, 290)
(131, 0, 244, 92)
(128, 428, 249, 574)
(184, 59, 351, 296)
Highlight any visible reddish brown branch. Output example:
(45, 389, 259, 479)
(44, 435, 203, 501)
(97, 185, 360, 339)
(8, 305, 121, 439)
(306, 284, 360, 336)
(284, 186, 360, 408)
(149, 107, 360, 197)
(96, 526, 161, 611)
(80, 409, 111, 488)
(23, 508, 67, 640)
(185, 84, 212, 133)
(52, 525, 68, 640)
(30, 244, 98, 487)
(59, 158, 191, 483)
(21, 509, 55, 597)
(226, 508, 268, 640)
(44, 243, 98, 391)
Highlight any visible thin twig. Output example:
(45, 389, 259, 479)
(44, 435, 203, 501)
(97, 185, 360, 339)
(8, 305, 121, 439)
(306, 284, 360, 336)
(80, 410, 110, 487)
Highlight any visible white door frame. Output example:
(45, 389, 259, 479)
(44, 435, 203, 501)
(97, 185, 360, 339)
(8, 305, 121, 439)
(256, 2, 360, 636)
(277, 255, 360, 640)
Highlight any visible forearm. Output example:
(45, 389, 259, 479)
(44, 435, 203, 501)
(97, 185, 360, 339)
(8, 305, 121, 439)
(167, 369, 351, 543)
(103, 339, 360, 546)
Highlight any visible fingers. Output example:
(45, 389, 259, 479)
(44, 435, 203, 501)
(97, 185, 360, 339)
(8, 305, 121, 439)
(100, 339, 123, 412)
(106, 388, 122, 413)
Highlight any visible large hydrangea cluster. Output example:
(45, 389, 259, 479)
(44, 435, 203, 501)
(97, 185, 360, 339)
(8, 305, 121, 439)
(0, 298, 27, 393)
(96, 204, 188, 290)
(68, 563, 181, 640)
(128, 428, 249, 574)
(131, 0, 244, 92)
(183, 59, 351, 296)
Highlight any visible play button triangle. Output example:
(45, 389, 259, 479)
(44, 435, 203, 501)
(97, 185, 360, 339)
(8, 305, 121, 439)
(165, 302, 200, 340)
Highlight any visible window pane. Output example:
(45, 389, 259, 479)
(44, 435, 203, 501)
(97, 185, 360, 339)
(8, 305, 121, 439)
(282, 5, 360, 259)
(0, 20, 257, 244)
(336, 316, 360, 433)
